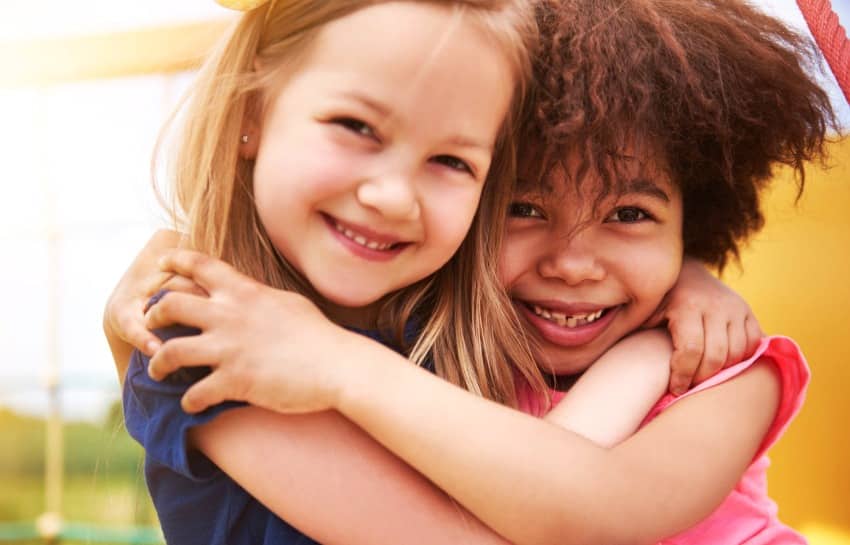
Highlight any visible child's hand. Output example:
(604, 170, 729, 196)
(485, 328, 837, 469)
(146, 249, 360, 415)
(645, 258, 763, 396)
(103, 230, 198, 356)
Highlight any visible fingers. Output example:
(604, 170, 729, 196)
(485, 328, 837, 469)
(132, 230, 186, 298)
(182, 372, 232, 414)
(744, 314, 764, 357)
(145, 291, 213, 331)
(725, 317, 748, 368)
(117, 304, 164, 356)
(668, 312, 705, 395)
(158, 250, 243, 295)
(147, 335, 220, 382)
(693, 314, 730, 384)
(161, 274, 209, 298)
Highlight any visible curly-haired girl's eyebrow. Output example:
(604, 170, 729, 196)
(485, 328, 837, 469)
(625, 178, 670, 203)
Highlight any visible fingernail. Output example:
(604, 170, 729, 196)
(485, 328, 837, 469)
(181, 396, 197, 414)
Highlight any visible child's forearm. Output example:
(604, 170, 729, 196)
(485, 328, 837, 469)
(330, 339, 779, 545)
(335, 352, 617, 545)
(547, 329, 671, 448)
(191, 407, 512, 545)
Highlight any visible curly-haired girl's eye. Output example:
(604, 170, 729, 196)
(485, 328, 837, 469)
(607, 207, 649, 223)
(509, 202, 545, 219)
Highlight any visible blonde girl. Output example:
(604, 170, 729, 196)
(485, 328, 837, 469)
(115, 0, 549, 543)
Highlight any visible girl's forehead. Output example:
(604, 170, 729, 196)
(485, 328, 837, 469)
(518, 149, 676, 201)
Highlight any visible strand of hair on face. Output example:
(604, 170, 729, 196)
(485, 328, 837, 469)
(796, 0, 850, 103)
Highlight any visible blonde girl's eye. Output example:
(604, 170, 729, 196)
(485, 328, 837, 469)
(332, 117, 378, 140)
(508, 201, 545, 219)
(606, 206, 650, 223)
(431, 155, 474, 176)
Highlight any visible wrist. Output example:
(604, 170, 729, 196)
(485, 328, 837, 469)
(332, 332, 408, 417)
(322, 327, 377, 411)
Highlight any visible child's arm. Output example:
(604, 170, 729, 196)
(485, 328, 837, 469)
(112, 242, 513, 544)
(191, 408, 511, 545)
(103, 229, 190, 384)
(181, 319, 778, 545)
(545, 260, 758, 448)
(546, 329, 671, 448)
(652, 257, 763, 395)
(150, 249, 781, 545)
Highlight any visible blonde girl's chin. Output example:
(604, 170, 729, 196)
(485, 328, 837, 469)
(314, 288, 390, 326)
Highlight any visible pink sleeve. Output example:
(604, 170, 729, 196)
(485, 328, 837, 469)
(643, 336, 810, 460)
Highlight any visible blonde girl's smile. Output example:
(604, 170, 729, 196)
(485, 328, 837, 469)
(248, 2, 515, 312)
(324, 213, 411, 259)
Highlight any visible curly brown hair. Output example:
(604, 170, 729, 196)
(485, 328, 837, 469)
(525, 0, 840, 269)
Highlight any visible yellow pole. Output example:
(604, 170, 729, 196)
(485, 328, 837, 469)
(44, 226, 63, 540)
(36, 86, 63, 544)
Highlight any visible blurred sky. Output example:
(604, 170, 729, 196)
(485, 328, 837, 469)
(0, 0, 847, 422)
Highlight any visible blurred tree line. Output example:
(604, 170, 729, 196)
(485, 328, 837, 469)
(0, 402, 157, 528)
(0, 402, 142, 477)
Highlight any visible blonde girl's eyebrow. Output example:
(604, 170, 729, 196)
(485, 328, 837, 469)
(336, 93, 492, 154)
(445, 135, 493, 154)
(336, 91, 393, 117)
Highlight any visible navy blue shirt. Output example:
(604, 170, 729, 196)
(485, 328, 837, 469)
(124, 295, 423, 545)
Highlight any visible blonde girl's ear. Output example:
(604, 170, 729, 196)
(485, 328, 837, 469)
(239, 96, 262, 159)
(239, 124, 261, 159)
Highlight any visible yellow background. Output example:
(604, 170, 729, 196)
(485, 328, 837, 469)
(726, 137, 849, 540)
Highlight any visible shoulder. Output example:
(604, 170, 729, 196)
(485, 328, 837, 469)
(649, 335, 807, 416)
(645, 335, 808, 459)
(592, 329, 673, 387)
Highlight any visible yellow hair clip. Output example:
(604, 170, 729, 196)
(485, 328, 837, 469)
(215, 0, 271, 11)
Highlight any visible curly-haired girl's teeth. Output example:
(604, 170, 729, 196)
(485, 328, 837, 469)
(532, 305, 606, 328)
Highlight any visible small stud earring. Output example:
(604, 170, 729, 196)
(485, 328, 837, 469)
(240, 134, 249, 144)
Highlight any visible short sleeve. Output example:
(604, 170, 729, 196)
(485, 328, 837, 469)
(644, 335, 810, 461)
(123, 321, 246, 481)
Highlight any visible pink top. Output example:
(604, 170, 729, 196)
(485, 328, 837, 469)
(517, 336, 810, 544)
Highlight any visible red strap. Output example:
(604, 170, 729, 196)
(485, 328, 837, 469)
(797, 0, 850, 104)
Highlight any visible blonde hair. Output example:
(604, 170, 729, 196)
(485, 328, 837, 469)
(157, 0, 547, 406)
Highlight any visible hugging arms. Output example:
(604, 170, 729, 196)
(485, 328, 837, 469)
(105, 234, 776, 545)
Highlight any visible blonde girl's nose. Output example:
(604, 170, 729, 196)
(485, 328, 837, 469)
(537, 236, 606, 285)
(356, 174, 421, 221)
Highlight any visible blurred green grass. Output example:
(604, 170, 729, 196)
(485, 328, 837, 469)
(0, 405, 160, 544)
